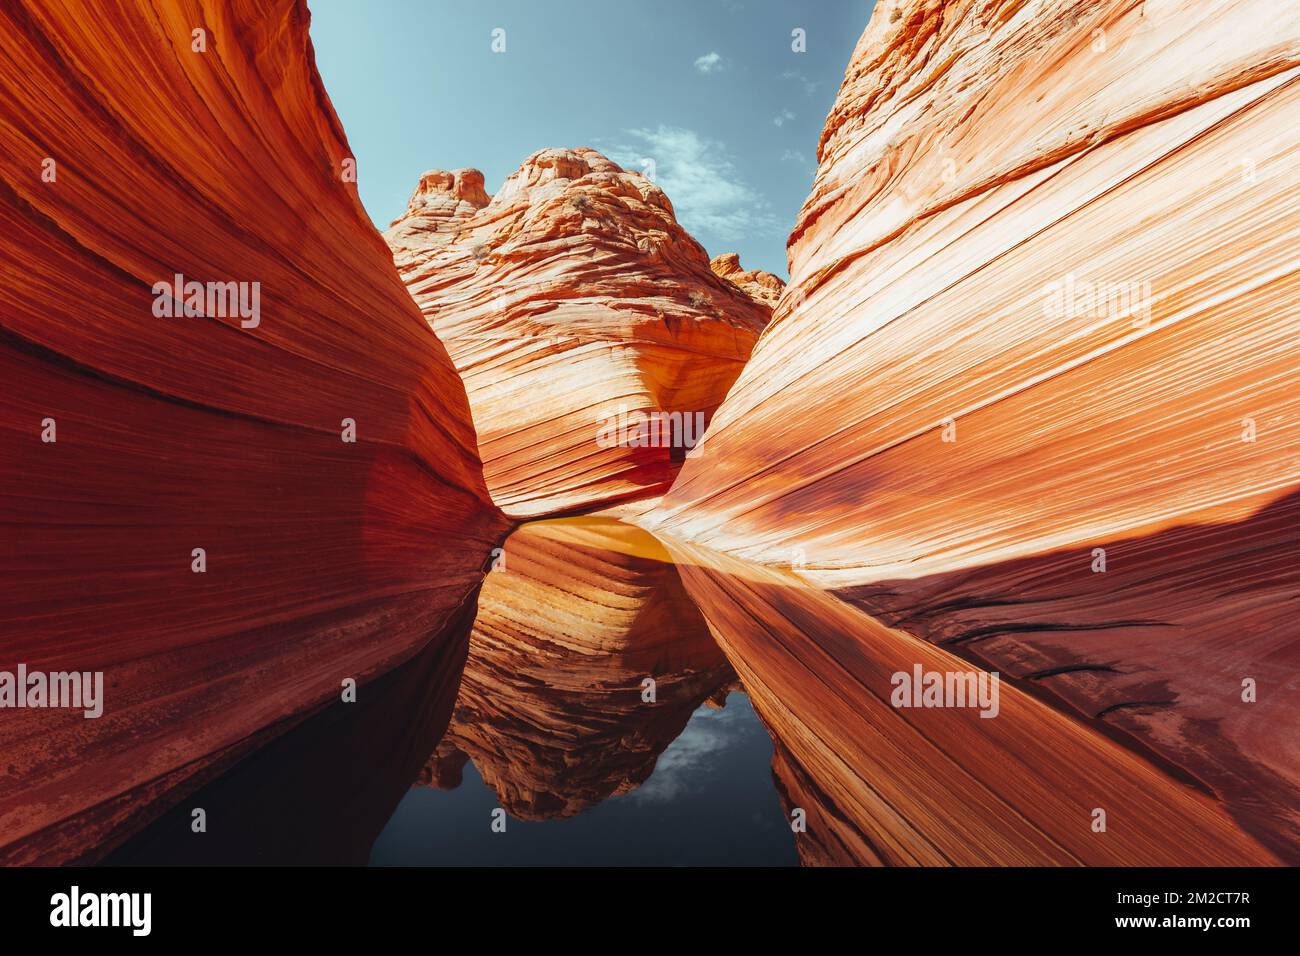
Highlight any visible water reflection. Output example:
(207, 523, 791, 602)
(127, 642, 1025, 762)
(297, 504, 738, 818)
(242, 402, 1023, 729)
(374, 691, 795, 866)
(106, 590, 482, 865)
(417, 518, 736, 820)
(371, 517, 795, 865)
(105, 517, 1276, 866)
(662, 536, 1276, 866)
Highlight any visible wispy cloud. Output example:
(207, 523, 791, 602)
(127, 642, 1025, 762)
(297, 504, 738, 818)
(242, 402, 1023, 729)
(780, 148, 811, 165)
(781, 70, 820, 96)
(694, 51, 724, 74)
(627, 704, 749, 804)
(773, 108, 796, 127)
(603, 125, 778, 244)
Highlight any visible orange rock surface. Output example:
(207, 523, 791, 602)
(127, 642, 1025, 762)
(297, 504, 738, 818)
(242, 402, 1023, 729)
(709, 253, 785, 310)
(646, 0, 1300, 857)
(0, 0, 505, 863)
(418, 518, 734, 818)
(386, 148, 773, 518)
(665, 539, 1278, 866)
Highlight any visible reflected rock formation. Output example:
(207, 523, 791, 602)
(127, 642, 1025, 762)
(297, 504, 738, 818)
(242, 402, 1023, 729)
(646, 0, 1300, 858)
(0, 0, 506, 863)
(386, 149, 773, 518)
(417, 519, 735, 818)
(104, 592, 479, 866)
(665, 540, 1278, 866)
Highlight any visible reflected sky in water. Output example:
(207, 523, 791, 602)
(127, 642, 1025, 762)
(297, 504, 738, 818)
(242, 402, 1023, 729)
(371, 692, 796, 866)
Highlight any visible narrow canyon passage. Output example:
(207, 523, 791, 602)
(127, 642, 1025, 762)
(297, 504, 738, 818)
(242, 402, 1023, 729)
(2, 0, 1295, 882)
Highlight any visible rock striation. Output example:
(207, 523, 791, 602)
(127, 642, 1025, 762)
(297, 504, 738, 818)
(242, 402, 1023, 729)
(709, 253, 785, 310)
(386, 148, 774, 518)
(646, 0, 1300, 857)
(665, 538, 1278, 866)
(0, 0, 505, 863)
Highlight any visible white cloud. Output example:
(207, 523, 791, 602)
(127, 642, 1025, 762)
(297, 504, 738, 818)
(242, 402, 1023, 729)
(694, 51, 724, 74)
(773, 109, 796, 127)
(781, 70, 820, 96)
(780, 148, 811, 165)
(603, 125, 778, 244)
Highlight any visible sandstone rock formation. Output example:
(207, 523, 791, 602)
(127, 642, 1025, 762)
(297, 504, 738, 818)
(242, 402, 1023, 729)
(417, 518, 734, 818)
(665, 539, 1278, 865)
(709, 253, 785, 310)
(646, 0, 1300, 858)
(386, 148, 773, 518)
(0, 0, 506, 863)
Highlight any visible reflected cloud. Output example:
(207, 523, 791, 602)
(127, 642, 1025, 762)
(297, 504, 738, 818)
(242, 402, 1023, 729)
(628, 699, 751, 803)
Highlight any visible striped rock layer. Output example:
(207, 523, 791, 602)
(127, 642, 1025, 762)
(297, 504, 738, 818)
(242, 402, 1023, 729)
(646, 0, 1300, 858)
(665, 538, 1278, 866)
(386, 148, 774, 518)
(0, 0, 505, 863)
(710, 253, 786, 310)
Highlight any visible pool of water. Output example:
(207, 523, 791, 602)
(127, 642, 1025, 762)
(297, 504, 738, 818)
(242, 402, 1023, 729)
(106, 515, 1252, 867)
(371, 692, 796, 866)
(107, 517, 801, 866)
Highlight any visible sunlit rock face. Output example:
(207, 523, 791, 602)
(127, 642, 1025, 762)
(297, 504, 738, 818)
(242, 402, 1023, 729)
(709, 253, 785, 310)
(665, 540, 1278, 866)
(416, 519, 735, 818)
(386, 148, 773, 518)
(646, 0, 1300, 857)
(0, 0, 506, 863)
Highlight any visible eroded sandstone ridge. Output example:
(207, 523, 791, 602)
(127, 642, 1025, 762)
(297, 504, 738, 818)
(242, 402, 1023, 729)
(710, 253, 785, 310)
(0, 0, 505, 863)
(386, 148, 774, 518)
(646, 0, 1300, 857)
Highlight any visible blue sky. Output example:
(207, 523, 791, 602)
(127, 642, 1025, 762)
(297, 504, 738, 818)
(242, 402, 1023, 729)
(309, 0, 874, 278)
